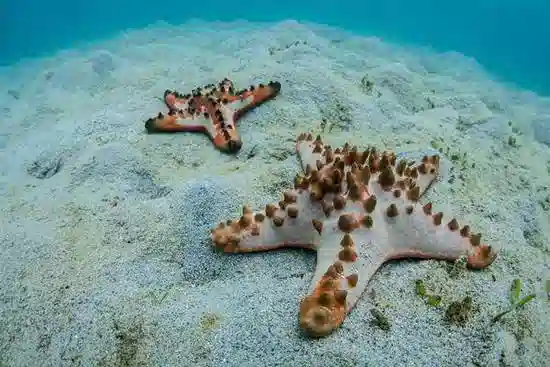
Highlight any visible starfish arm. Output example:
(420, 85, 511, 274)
(210, 186, 328, 253)
(228, 81, 282, 122)
(144, 111, 208, 134)
(299, 219, 388, 337)
(372, 185, 497, 269)
(363, 153, 496, 269)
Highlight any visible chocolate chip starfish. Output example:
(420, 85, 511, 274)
(144, 78, 281, 153)
(210, 132, 497, 337)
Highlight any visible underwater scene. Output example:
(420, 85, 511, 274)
(1, 2, 549, 367)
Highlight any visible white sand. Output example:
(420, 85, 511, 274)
(1, 19, 549, 366)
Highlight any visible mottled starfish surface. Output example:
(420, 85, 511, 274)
(210, 132, 497, 337)
(144, 78, 281, 153)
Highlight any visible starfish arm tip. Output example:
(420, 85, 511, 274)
(466, 244, 498, 269)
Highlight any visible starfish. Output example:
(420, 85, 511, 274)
(210, 132, 498, 337)
(144, 78, 282, 153)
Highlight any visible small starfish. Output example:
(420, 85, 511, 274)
(210, 132, 497, 337)
(144, 78, 281, 153)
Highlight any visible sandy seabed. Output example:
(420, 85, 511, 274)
(0, 19, 549, 367)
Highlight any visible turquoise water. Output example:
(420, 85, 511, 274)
(2, 1, 549, 95)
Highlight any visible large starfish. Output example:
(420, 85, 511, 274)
(144, 78, 281, 153)
(210, 132, 497, 337)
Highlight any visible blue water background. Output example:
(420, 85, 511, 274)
(1, 1, 549, 95)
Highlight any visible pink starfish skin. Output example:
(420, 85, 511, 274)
(210, 132, 497, 337)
